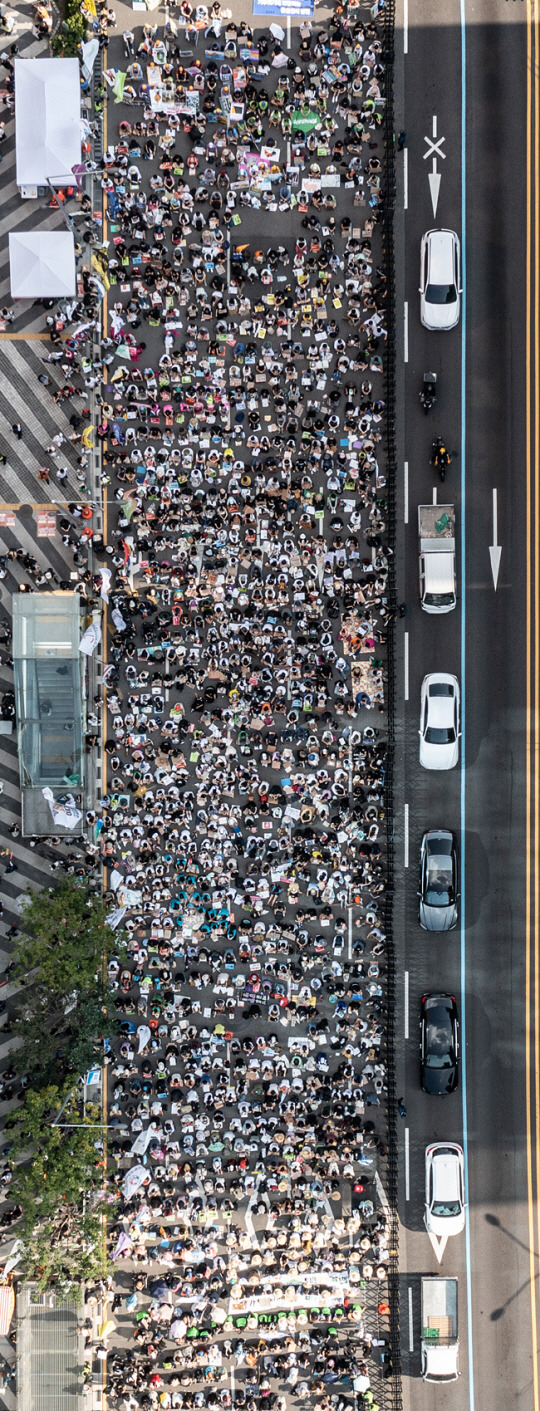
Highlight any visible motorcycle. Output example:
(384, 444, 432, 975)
(420, 371, 437, 414)
(431, 436, 452, 482)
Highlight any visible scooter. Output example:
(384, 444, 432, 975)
(420, 371, 437, 414)
(431, 436, 451, 482)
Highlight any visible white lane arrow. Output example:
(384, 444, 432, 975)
(425, 1228, 449, 1264)
(428, 159, 441, 218)
(489, 487, 502, 589)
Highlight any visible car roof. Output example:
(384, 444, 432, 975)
(426, 229, 456, 281)
(427, 854, 452, 878)
(431, 1149, 462, 1202)
(427, 694, 455, 728)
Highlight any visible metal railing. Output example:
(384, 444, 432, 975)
(380, 0, 402, 1403)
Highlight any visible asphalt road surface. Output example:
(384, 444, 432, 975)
(393, 0, 537, 1408)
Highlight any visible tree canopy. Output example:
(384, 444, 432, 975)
(13, 879, 118, 995)
(6, 1084, 112, 1296)
(11, 880, 124, 1087)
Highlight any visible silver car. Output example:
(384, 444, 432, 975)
(419, 830, 458, 931)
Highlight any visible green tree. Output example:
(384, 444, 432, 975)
(13, 880, 119, 995)
(6, 1086, 112, 1296)
(11, 881, 124, 1086)
(13, 989, 116, 1088)
(51, 0, 87, 56)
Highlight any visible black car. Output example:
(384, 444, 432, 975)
(420, 992, 459, 1095)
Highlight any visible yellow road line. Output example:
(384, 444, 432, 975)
(526, 1, 540, 1406)
(100, 49, 109, 1411)
(535, 0, 540, 1315)
(0, 332, 51, 341)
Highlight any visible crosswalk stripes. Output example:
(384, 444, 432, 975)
(7, 0, 42, 45)
(0, 763, 71, 925)
(0, 192, 66, 246)
(0, 511, 75, 582)
(0, 341, 91, 503)
(0, 1377, 16, 1408)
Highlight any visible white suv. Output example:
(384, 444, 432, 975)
(420, 229, 461, 330)
(425, 1142, 465, 1236)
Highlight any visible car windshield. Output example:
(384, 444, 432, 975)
(425, 726, 455, 744)
(425, 593, 455, 606)
(426, 858, 453, 906)
(426, 283, 457, 305)
(432, 1199, 461, 1217)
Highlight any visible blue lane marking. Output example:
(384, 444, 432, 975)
(460, 0, 475, 1406)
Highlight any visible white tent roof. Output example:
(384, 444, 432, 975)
(15, 57, 81, 187)
(9, 232, 76, 298)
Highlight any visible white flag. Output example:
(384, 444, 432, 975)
(79, 615, 102, 656)
(121, 1164, 148, 1200)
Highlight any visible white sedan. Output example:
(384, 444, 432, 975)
(425, 1142, 465, 1237)
(419, 673, 460, 770)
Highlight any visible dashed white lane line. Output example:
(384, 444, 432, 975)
(404, 1126, 410, 1201)
(404, 630, 409, 701)
(404, 969, 409, 1039)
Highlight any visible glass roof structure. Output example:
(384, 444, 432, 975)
(12, 594, 85, 835)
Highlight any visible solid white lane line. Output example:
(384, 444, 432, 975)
(408, 1286, 414, 1351)
(459, 3, 475, 1406)
(404, 301, 408, 362)
(404, 802, 409, 868)
(404, 1126, 410, 1200)
(404, 969, 409, 1038)
(403, 0, 408, 53)
(433, 114, 437, 139)
(404, 460, 408, 523)
(403, 146, 408, 209)
(404, 631, 409, 700)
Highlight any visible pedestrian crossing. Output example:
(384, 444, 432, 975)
(0, 341, 91, 503)
(0, 747, 76, 926)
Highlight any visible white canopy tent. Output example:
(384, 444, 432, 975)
(15, 57, 81, 187)
(9, 232, 76, 298)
